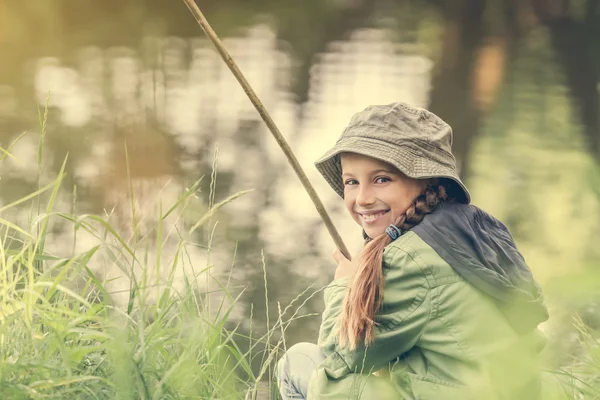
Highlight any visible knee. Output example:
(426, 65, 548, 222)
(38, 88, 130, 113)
(277, 342, 323, 377)
(287, 342, 321, 358)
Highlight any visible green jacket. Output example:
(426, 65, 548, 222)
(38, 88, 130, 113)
(308, 205, 548, 400)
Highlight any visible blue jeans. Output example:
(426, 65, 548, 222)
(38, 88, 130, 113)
(276, 342, 326, 400)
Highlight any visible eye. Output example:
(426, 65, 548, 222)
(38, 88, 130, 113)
(344, 179, 358, 186)
(375, 176, 391, 184)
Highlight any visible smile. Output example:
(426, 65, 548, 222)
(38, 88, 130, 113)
(358, 210, 389, 223)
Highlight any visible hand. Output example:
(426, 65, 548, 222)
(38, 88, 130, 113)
(332, 248, 358, 280)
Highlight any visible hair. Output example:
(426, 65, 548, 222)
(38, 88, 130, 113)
(338, 178, 459, 350)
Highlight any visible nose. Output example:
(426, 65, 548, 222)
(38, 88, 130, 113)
(356, 184, 376, 206)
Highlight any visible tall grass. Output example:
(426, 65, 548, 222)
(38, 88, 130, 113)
(0, 113, 297, 399)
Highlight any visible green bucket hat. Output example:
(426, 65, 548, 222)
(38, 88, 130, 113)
(314, 102, 471, 204)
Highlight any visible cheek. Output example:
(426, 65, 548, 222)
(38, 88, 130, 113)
(392, 182, 425, 214)
(343, 194, 362, 222)
(343, 195, 354, 214)
(408, 182, 425, 200)
(392, 198, 413, 217)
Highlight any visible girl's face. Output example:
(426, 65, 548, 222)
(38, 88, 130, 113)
(340, 153, 427, 239)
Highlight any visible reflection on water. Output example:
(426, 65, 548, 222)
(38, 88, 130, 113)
(0, 15, 599, 368)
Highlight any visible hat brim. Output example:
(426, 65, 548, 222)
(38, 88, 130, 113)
(314, 136, 471, 204)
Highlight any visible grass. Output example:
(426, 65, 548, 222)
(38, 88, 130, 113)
(0, 166, 251, 398)
(0, 109, 599, 399)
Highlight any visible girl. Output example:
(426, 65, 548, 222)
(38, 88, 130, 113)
(276, 102, 548, 399)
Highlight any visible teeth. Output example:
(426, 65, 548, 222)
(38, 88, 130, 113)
(362, 212, 386, 221)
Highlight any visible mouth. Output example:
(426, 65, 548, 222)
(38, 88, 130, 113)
(357, 210, 390, 224)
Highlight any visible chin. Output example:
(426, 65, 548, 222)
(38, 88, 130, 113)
(364, 228, 386, 239)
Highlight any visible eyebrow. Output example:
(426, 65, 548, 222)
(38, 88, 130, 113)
(342, 168, 397, 178)
(372, 169, 396, 175)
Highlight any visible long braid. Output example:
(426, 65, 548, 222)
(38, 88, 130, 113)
(395, 181, 447, 231)
(339, 179, 453, 350)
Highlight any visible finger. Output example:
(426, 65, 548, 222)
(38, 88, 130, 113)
(332, 248, 347, 263)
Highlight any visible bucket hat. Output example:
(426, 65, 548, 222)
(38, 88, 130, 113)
(314, 102, 471, 204)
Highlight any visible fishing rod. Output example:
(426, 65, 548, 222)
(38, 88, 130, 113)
(182, 0, 351, 260)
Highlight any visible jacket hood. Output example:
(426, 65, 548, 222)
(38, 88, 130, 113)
(412, 202, 549, 334)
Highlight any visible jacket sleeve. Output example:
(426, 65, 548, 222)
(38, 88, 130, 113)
(317, 244, 432, 378)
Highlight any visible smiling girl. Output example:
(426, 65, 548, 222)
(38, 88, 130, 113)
(277, 103, 548, 400)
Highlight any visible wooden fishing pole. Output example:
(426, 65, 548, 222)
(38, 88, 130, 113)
(182, 0, 351, 260)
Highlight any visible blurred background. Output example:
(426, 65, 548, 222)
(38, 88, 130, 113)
(1, 0, 599, 376)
